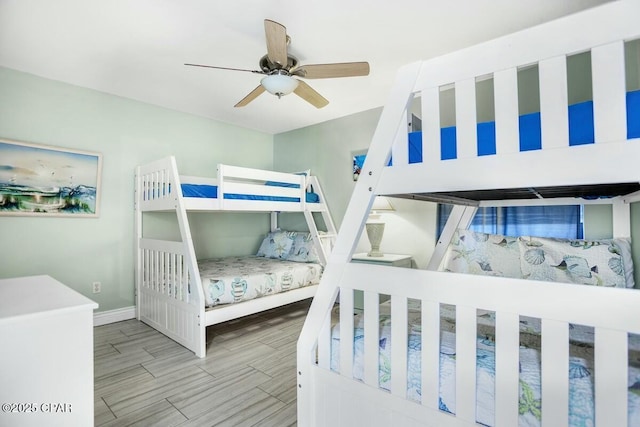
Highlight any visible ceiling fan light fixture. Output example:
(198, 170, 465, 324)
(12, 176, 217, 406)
(260, 72, 298, 98)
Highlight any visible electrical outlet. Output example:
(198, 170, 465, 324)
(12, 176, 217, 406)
(92, 281, 101, 294)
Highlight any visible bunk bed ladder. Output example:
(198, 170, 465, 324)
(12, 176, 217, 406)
(305, 176, 337, 265)
(303, 210, 336, 265)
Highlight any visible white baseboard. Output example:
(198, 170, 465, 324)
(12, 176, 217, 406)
(93, 306, 136, 326)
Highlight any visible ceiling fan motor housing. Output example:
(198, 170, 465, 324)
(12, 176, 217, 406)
(259, 54, 299, 73)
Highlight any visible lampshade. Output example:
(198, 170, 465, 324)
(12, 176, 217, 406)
(371, 196, 395, 213)
(261, 72, 299, 98)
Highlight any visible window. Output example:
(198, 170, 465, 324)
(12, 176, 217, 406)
(437, 204, 584, 239)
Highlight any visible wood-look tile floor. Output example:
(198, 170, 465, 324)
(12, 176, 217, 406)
(94, 299, 312, 427)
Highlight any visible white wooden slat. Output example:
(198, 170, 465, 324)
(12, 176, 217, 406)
(456, 304, 477, 423)
(392, 110, 409, 166)
(179, 174, 218, 186)
(343, 263, 640, 336)
(317, 308, 332, 370)
(455, 78, 478, 159)
(594, 328, 628, 427)
(494, 311, 520, 427)
(422, 87, 441, 164)
(377, 140, 640, 197)
(339, 287, 355, 379)
(426, 205, 477, 271)
(363, 291, 380, 387)
(612, 197, 631, 238)
(541, 319, 569, 427)
(493, 67, 520, 154)
(219, 163, 304, 185)
(539, 55, 569, 149)
(223, 181, 301, 198)
(390, 295, 408, 398)
(592, 41, 627, 143)
(421, 300, 440, 409)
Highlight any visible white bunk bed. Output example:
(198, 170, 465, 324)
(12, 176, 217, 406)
(135, 156, 336, 358)
(297, 1, 640, 426)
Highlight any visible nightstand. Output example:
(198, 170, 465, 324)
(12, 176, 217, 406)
(351, 253, 413, 268)
(350, 253, 414, 311)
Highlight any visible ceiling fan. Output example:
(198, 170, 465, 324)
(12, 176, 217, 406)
(185, 19, 370, 109)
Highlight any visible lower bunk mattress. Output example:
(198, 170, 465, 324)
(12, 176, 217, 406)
(330, 301, 640, 427)
(199, 256, 322, 307)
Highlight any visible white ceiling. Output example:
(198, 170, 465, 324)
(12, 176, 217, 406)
(0, 0, 613, 135)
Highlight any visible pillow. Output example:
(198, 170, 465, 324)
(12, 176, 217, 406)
(287, 232, 321, 263)
(601, 237, 634, 288)
(518, 236, 626, 288)
(441, 229, 522, 278)
(256, 230, 295, 259)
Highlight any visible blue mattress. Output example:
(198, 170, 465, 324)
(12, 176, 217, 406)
(180, 183, 320, 203)
(409, 89, 640, 161)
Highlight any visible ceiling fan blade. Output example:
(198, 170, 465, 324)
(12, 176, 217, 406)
(293, 80, 329, 109)
(185, 63, 264, 74)
(293, 62, 370, 79)
(234, 85, 266, 107)
(264, 19, 288, 67)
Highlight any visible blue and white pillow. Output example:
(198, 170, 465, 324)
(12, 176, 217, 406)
(442, 229, 522, 278)
(287, 232, 320, 263)
(256, 230, 295, 259)
(518, 236, 626, 287)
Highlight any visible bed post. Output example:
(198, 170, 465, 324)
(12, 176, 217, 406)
(612, 197, 631, 238)
(169, 158, 206, 357)
(134, 167, 142, 319)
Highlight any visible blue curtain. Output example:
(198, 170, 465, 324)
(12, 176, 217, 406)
(437, 204, 584, 239)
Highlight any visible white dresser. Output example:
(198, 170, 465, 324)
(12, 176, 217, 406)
(0, 275, 98, 427)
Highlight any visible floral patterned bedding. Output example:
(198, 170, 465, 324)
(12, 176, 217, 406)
(330, 301, 640, 427)
(442, 229, 635, 288)
(199, 256, 322, 307)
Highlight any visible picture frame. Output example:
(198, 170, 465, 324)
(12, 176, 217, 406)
(352, 150, 367, 181)
(0, 139, 103, 217)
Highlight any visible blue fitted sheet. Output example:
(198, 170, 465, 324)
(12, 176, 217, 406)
(409, 89, 640, 161)
(180, 183, 320, 203)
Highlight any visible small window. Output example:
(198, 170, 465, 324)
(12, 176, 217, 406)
(437, 205, 584, 240)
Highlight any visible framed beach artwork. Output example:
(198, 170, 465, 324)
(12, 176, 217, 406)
(0, 139, 102, 217)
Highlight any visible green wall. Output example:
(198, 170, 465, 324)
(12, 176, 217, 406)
(0, 67, 273, 311)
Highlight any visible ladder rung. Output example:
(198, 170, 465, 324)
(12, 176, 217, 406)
(318, 233, 336, 238)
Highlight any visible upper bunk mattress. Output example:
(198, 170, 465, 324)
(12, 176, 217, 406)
(181, 184, 320, 203)
(199, 255, 322, 307)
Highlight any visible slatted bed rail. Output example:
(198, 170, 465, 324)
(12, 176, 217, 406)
(306, 263, 640, 426)
(137, 237, 205, 357)
(136, 156, 183, 211)
(135, 156, 313, 212)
